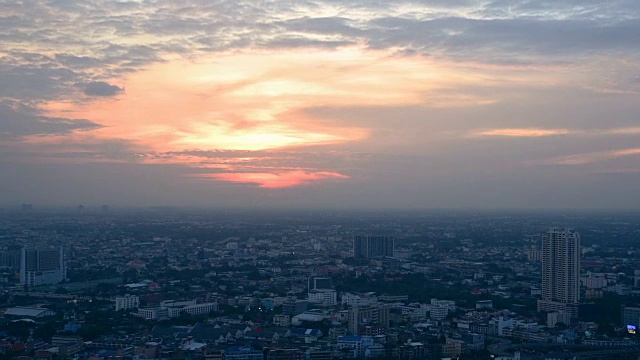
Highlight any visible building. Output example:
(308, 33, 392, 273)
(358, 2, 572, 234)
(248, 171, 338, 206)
(430, 305, 448, 321)
(538, 228, 580, 318)
(0, 250, 21, 270)
(476, 300, 493, 310)
(337, 336, 374, 358)
(20, 247, 66, 287)
(348, 304, 390, 335)
(115, 295, 140, 311)
(308, 289, 337, 306)
(308, 276, 333, 291)
(528, 249, 542, 261)
(51, 336, 83, 357)
(267, 349, 304, 360)
(137, 299, 217, 320)
(621, 306, 640, 328)
(342, 292, 378, 307)
(282, 299, 308, 315)
(353, 236, 394, 258)
(224, 346, 263, 360)
(4, 306, 56, 319)
(431, 299, 456, 311)
(291, 309, 327, 325)
(273, 314, 291, 327)
(547, 311, 570, 328)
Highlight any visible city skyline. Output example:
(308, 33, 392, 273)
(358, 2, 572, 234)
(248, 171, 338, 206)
(2, 1, 640, 209)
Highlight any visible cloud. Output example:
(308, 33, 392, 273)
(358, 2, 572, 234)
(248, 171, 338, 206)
(547, 148, 640, 165)
(82, 81, 123, 97)
(0, 102, 102, 139)
(470, 128, 572, 137)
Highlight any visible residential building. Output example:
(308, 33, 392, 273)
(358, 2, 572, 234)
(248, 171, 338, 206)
(308, 289, 337, 306)
(430, 305, 448, 321)
(538, 228, 580, 318)
(353, 236, 394, 258)
(348, 304, 390, 335)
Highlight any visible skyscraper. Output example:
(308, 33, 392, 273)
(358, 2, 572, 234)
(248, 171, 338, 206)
(537, 228, 580, 318)
(20, 247, 67, 287)
(353, 236, 394, 258)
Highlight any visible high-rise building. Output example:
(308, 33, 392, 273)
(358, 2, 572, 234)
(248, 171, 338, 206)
(308, 276, 333, 291)
(0, 250, 21, 270)
(537, 228, 580, 318)
(353, 236, 394, 258)
(20, 247, 67, 287)
(348, 303, 390, 335)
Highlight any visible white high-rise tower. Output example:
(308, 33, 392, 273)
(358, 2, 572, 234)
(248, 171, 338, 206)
(538, 228, 580, 318)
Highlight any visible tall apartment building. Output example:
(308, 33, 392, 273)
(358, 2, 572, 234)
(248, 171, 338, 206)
(20, 247, 66, 287)
(537, 228, 580, 318)
(0, 250, 21, 270)
(348, 304, 390, 335)
(353, 236, 394, 258)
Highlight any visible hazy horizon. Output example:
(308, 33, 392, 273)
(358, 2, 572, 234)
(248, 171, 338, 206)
(2, 1, 640, 209)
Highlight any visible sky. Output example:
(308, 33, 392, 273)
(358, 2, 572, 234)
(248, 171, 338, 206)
(2, 0, 640, 210)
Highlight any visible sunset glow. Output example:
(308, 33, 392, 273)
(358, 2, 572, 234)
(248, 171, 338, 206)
(193, 171, 350, 188)
(4, 0, 640, 207)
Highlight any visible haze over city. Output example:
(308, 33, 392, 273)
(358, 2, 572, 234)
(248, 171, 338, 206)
(2, 1, 640, 209)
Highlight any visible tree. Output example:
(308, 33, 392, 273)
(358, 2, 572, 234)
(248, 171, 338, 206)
(7, 321, 33, 341)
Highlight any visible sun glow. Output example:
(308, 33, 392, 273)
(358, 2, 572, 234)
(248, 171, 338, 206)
(36, 46, 494, 186)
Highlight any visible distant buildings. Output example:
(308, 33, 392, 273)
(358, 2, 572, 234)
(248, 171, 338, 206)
(353, 235, 394, 258)
(537, 228, 580, 318)
(137, 299, 218, 320)
(20, 246, 67, 287)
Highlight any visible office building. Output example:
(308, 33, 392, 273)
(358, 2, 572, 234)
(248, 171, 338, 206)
(353, 235, 394, 258)
(20, 247, 66, 287)
(537, 228, 580, 318)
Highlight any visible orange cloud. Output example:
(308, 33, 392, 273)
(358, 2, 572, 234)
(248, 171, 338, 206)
(471, 128, 572, 137)
(193, 171, 349, 188)
(34, 47, 505, 187)
(549, 148, 640, 165)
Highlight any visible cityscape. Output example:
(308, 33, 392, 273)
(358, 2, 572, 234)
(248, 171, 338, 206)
(3, 0, 640, 359)
(0, 208, 639, 359)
